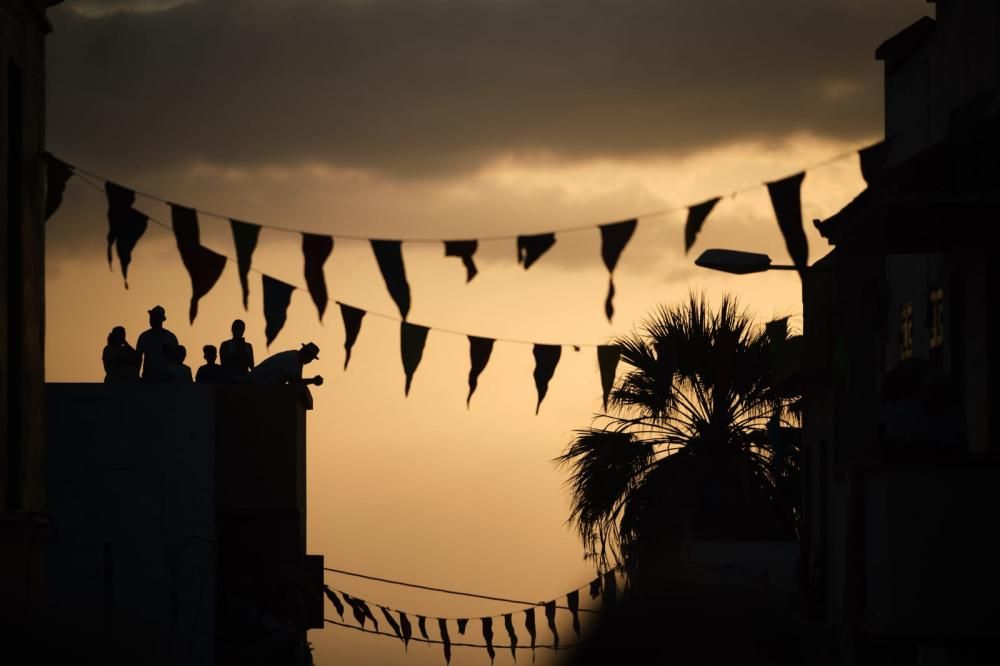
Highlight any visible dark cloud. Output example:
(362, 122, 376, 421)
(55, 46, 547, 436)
(66, 0, 192, 16)
(47, 0, 927, 178)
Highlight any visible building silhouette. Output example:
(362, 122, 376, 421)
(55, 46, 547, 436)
(44, 383, 324, 665)
(0, 0, 61, 649)
(802, 1, 1000, 663)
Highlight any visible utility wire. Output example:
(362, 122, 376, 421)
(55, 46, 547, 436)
(324, 566, 604, 614)
(324, 618, 579, 651)
(60, 144, 866, 243)
(323, 578, 602, 619)
(72, 172, 612, 348)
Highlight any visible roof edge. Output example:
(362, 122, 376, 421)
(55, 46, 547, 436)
(875, 16, 936, 71)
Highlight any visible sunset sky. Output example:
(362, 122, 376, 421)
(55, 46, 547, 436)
(43, 1, 928, 663)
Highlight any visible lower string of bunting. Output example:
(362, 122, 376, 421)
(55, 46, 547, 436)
(322, 571, 620, 664)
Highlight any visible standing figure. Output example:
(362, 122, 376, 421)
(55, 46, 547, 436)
(102, 326, 140, 383)
(196, 345, 227, 384)
(136, 305, 179, 382)
(220, 319, 255, 382)
(167, 344, 194, 383)
(250, 342, 323, 409)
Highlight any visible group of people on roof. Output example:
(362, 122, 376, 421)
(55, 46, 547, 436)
(102, 305, 324, 406)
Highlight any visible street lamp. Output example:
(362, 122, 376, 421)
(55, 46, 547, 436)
(694, 249, 797, 275)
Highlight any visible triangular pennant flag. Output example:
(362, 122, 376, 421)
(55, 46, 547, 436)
(602, 571, 618, 609)
(566, 590, 581, 637)
(684, 197, 721, 254)
(44, 152, 73, 221)
(444, 240, 479, 282)
(532, 344, 561, 415)
(544, 601, 559, 651)
(104, 182, 148, 288)
(597, 345, 622, 411)
(302, 233, 334, 321)
(418, 615, 430, 640)
(186, 246, 227, 324)
(230, 219, 260, 310)
(524, 608, 537, 661)
(517, 233, 556, 269)
(171, 203, 225, 321)
(400, 612, 413, 650)
(766, 172, 808, 276)
(262, 274, 295, 346)
(599, 219, 637, 321)
(438, 618, 452, 665)
(503, 613, 518, 661)
(482, 617, 496, 664)
(360, 599, 380, 632)
(467, 336, 495, 407)
(859, 140, 891, 186)
(323, 586, 345, 620)
(588, 577, 601, 599)
(341, 593, 367, 628)
(456, 618, 469, 635)
(340, 304, 366, 370)
(371, 240, 411, 319)
(171, 203, 201, 275)
(401, 322, 429, 396)
(380, 606, 403, 642)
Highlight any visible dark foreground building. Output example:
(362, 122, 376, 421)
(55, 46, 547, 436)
(1, 0, 60, 648)
(802, 1, 1000, 663)
(43, 384, 324, 666)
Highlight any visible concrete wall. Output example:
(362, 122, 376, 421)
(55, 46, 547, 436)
(44, 383, 318, 665)
(862, 461, 1000, 637)
(46, 383, 218, 666)
(1, 0, 49, 513)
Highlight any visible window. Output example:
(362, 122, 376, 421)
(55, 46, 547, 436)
(929, 287, 945, 349)
(900, 303, 913, 360)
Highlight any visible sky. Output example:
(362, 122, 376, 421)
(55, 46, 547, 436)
(43, 1, 929, 664)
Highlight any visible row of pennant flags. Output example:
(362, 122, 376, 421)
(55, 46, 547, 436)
(322, 571, 619, 663)
(42, 142, 886, 410)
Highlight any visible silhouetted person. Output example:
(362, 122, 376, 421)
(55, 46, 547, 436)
(251, 342, 323, 409)
(136, 305, 179, 382)
(196, 345, 227, 383)
(220, 318, 255, 382)
(102, 326, 139, 383)
(167, 344, 193, 383)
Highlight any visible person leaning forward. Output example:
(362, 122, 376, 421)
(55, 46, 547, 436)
(250, 342, 323, 409)
(136, 305, 179, 382)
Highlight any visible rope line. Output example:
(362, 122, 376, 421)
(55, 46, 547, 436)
(60, 144, 866, 243)
(324, 618, 580, 650)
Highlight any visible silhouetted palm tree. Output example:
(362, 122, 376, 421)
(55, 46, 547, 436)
(557, 294, 800, 577)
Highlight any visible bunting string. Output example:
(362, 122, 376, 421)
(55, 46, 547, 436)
(50, 141, 883, 329)
(323, 583, 596, 625)
(322, 573, 607, 618)
(324, 618, 577, 652)
(72, 172, 604, 348)
(59, 144, 870, 243)
(321, 572, 617, 664)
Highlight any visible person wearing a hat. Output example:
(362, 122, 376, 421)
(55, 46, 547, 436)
(250, 342, 324, 409)
(136, 305, 180, 382)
